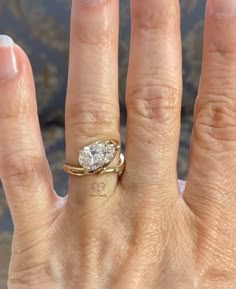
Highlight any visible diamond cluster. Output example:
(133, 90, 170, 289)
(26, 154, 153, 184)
(78, 141, 117, 172)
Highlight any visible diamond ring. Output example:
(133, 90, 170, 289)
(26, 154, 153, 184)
(63, 140, 125, 177)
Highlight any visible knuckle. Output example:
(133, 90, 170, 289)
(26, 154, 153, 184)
(133, 2, 178, 33)
(8, 262, 52, 289)
(0, 108, 23, 121)
(0, 96, 29, 121)
(207, 18, 236, 57)
(67, 101, 118, 139)
(1, 150, 45, 188)
(201, 270, 236, 289)
(127, 82, 180, 126)
(194, 97, 236, 146)
(8, 227, 54, 287)
(208, 39, 236, 59)
(75, 22, 115, 50)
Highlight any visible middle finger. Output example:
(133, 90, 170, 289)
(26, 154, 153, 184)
(123, 0, 182, 204)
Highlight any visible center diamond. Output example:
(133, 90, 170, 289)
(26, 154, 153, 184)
(78, 140, 117, 172)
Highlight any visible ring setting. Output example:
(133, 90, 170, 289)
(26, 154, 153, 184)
(63, 139, 125, 177)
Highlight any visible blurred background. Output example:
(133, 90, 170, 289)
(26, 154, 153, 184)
(0, 0, 205, 287)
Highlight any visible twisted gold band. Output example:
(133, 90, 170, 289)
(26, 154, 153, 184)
(63, 153, 125, 177)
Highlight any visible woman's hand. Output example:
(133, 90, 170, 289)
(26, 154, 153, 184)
(1, 0, 236, 288)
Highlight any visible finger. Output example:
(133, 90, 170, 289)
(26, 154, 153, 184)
(65, 0, 120, 204)
(0, 36, 56, 229)
(185, 0, 236, 217)
(123, 0, 182, 201)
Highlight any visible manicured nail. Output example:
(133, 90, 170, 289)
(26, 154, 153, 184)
(0, 35, 18, 82)
(211, 0, 236, 17)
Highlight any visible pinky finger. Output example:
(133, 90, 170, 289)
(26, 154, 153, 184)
(0, 35, 57, 230)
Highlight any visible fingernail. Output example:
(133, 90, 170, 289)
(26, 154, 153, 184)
(0, 35, 18, 82)
(211, 0, 236, 17)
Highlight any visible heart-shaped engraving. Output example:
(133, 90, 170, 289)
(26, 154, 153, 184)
(91, 182, 106, 195)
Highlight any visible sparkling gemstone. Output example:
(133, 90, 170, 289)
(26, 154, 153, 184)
(78, 141, 117, 172)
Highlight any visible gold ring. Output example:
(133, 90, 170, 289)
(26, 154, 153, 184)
(63, 139, 125, 177)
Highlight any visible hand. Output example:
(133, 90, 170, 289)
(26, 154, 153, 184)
(1, 0, 236, 288)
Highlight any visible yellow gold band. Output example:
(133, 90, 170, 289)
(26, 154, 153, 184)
(63, 153, 125, 177)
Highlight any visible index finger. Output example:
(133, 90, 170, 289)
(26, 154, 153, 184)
(0, 36, 56, 230)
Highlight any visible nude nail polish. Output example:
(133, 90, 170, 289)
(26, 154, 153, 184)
(0, 35, 18, 82)
(211, 0, 236, 17)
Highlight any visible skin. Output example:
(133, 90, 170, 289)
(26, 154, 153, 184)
(1, 0, 236, 288)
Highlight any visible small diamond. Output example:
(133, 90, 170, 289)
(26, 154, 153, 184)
(78, 141, 117, 172)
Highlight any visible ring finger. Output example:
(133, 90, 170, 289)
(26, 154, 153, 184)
(65, 0, 120, 206)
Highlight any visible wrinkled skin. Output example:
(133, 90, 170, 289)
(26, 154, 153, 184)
(1, 0, 236, 288)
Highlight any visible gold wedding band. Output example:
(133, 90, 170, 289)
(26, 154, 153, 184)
(63, 139, 125, 177)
